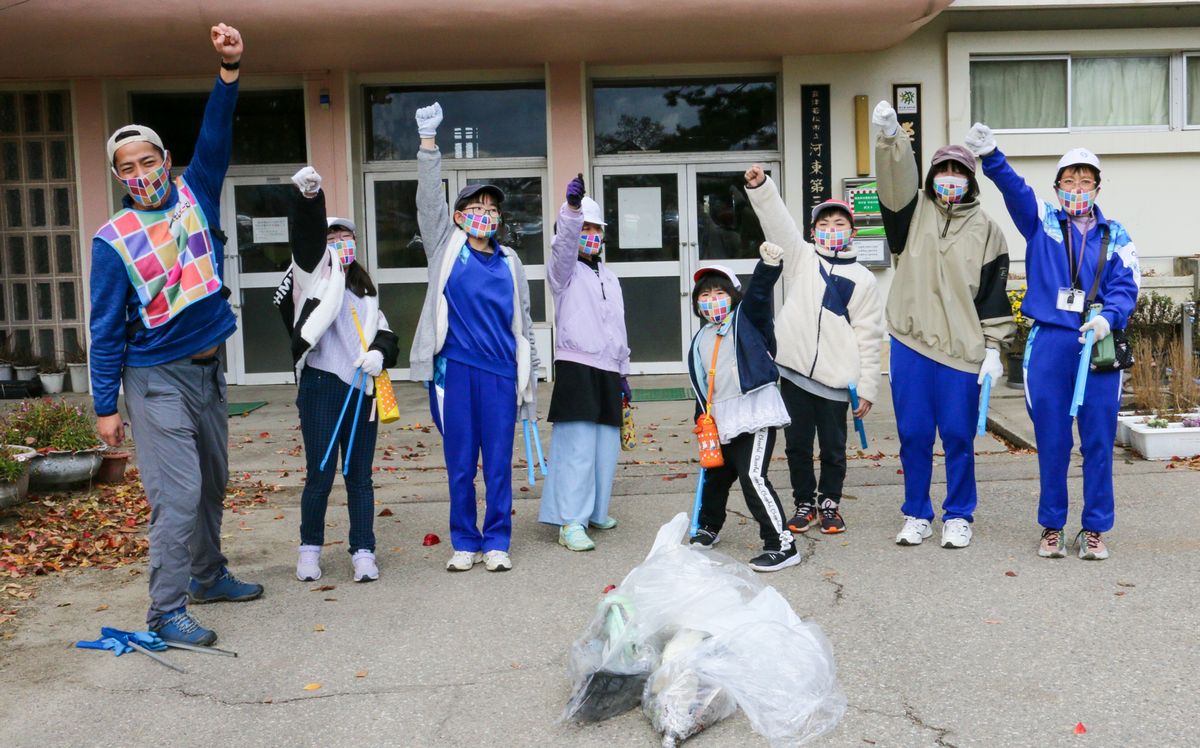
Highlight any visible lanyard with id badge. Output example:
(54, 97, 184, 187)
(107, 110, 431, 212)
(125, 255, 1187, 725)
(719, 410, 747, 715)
(1058, 220, 1123, 369)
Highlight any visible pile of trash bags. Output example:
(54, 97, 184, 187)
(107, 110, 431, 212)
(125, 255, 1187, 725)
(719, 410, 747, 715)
(562, 513, 846, 747)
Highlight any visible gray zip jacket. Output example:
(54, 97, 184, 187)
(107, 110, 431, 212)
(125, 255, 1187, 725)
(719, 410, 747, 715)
(408, 146, 539, 420)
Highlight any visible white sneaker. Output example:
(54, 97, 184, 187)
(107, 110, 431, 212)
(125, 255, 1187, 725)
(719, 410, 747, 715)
(352, 549, 379, 582)
(296, 544, 322, 581)
(941, 518, 973, 549)
(483, 550, 512, 572)
(895, 516, 933, 546)
(446, 551, 483, 572)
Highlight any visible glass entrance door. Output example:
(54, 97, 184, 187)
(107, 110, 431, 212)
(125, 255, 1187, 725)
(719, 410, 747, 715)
(221, 175, 297, 384)
(594, 163, 779, 374)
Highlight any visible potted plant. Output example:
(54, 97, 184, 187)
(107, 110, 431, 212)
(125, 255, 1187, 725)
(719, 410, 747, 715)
(1129, 339, 1200, 460)
(38, 356, 66, 395)
(3, 399, 104, 489)
(9, 344, 38, 381)
(65, 344, 89, 393)
(0, 444, 36, 509)
(0, 342, 13, 381)
(1004, 285, 1030, 388)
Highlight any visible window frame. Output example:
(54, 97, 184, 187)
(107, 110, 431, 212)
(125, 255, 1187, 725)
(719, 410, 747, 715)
(1185, 53, 1200, 130)
(968, 54, 1071, 134)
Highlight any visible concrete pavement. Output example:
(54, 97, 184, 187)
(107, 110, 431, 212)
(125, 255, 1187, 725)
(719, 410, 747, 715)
(1, 376, 1196, 747)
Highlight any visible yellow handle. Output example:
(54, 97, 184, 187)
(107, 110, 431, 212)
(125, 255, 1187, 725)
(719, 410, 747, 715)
(349, 307, 369, 352)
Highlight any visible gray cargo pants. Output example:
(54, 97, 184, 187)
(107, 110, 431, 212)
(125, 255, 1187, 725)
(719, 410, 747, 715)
(123, 355, 229, 627)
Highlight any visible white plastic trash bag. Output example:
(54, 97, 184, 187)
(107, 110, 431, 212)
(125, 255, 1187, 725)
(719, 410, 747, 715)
(562, 513, 846, 746)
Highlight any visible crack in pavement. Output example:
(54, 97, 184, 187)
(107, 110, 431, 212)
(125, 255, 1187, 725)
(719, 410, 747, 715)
(848, 702, 958, 747)
(822, 575, 845, 605)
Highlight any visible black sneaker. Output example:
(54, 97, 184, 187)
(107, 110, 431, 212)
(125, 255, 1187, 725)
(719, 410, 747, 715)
(749, 544, 802, 572)
(818, 498, 845, 534)
(689, 527, 720, 549)
(787, 504, 818, 533)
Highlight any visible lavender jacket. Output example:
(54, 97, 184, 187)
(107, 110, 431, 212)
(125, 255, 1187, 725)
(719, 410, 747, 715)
(548, 203, 631, 376)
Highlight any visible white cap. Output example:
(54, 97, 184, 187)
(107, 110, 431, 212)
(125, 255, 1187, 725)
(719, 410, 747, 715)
(1057, 147, 1101, 174)
(693, 264, 742, 290)
(327, 216, 357, 235)
(580, 196, 605, 227)
(107, 124, 165, 165)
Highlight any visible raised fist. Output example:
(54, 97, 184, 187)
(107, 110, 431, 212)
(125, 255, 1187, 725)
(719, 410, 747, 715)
(211, 23, 243, 62)
(872, 100, 898, 136)
(415, 103, 443, 138)
(744, 165, 766, 188)
(964, 122, 996, 157)
(566, 174, 586, 208)
(759, 241, 784, 266)
(291, 166, 322, 197)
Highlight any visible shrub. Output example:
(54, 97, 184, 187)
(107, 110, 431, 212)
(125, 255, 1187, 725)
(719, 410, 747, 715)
(0, 446, 26, 484)
(2, 398, 101, 452)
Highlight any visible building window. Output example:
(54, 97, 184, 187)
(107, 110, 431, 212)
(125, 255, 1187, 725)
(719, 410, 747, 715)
(971, 55, 1171, 131)
(364, 83, 547, 162)
(1188, 55, 1200, 127)
(592, 77, 778, 156)
(129, 89, 307, 165)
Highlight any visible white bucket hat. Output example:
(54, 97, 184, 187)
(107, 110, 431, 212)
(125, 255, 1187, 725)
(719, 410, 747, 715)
(580, 196, 606, 227)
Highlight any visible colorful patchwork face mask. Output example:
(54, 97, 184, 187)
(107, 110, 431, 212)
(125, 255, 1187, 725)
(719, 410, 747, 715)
(578, 233, 604, 255)
(329, 239, 356, 266)
(1057, 188, 1096, 216)
(116, 160, 171, 208)
(933, 175, 969, 204)
(460, 211, 499, 239)
(814, 228, 852, 253)
(698, 296, 732, 324)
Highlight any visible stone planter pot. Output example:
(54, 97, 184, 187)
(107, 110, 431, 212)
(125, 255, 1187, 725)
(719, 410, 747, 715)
(0, 445, 37, 509)
(0, 363, 12, 380)
(1116, 412, 1148, 447)
(1130, 422, 1200, 461)
(1005, 351, 1024, 389)
(96, 450, 131, 484)
(14, 365, 38, 381)
(39, 371, 65, 394)
(68, 363, 89, 393)
(28, 448, 104, 491)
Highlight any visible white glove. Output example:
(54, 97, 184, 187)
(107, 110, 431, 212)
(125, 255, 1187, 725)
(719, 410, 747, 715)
(355, 349, 384, 377)
(415, 103, 443, 138)
(759, 241, 784, 266)
(964, 122, 996, 157)
(872, 100, 899, 136)
(978, 347, 1003, 385)
(1079, 314, 1111, 344)
(291, 166, 322, 197)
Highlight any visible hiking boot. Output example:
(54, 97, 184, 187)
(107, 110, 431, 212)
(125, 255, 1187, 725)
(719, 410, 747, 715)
(189, 567, 264, 604)
(296, 544, 322, 582)
(895, 516, 933, 546)
(688, 527, 720, 549)
(589, 517, 618, 530)
(152, 608, 217, 647)
(787, 504, 819, 533)
(446, 551, 483, 572)
(1076, 530, 1110, 561)
(1038, 528, 1066, 558)
(941, 518, 973, 549)
(483, 550, 512, 572)
(818, 498, 845, 534)
(352, 550, 379, 582)
(559, 523, 596, 552)
(749, 544, 802, 573)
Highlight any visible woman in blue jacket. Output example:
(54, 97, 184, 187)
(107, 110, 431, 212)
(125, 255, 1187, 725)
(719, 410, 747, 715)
(966, 124, 1139, 561)
(686, 249, 796, 572)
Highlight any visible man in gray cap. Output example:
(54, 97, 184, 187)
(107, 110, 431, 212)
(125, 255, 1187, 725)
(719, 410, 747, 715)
(872, 100, 1015, 552)
(89, 23, 261, 646)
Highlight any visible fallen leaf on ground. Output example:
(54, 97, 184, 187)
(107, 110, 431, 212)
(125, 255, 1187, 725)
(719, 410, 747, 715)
(310, 585, 335, 592)
(313, 624, 326, 632)
(1074, 722, 1087, 735)
(1117, 581, 1135, 588)
(355, 670, 368, 678)
(422, 533, 440, 546)
(377, 508, 394, 517)
(602, 584, 617, 594)
(95, 603, 109, 612)
(984, 619, 1002, 624)
(1005, 571, 1017, 577)
(303, 683, 321, 691)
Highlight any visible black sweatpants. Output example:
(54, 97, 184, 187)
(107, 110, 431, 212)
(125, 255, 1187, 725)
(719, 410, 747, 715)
(698, 427, 793, 552)
(780, 378, 849, 508)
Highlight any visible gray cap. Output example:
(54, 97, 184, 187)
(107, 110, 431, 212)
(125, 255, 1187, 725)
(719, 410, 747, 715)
(454, 183, 505, 210)
(106, 125, 165, 165)
(327, 216, 357, 235)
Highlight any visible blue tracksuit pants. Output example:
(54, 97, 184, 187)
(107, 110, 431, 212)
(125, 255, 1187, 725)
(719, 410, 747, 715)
(538, 421, 620, 527)
(1023, 324, 1119, 533)
(430, 358, 517, 553)
(889, 337, 981, 522)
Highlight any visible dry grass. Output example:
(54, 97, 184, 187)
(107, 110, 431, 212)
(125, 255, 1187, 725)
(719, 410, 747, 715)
(1127, 338, 1166, 414)
(1165, 340, 1200, 415)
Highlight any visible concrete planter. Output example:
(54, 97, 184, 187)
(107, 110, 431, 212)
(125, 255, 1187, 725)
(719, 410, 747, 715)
(1116, 412, 1148, 447)
(39, 371, 65, 394)
(14, 365, 38, 381)
(1130, 422, 1200, 461)
(0, 445, 37, 509)
(0, 363, 12, 380)
(27, 448, 104, 491)
(68, 363, 89, 393)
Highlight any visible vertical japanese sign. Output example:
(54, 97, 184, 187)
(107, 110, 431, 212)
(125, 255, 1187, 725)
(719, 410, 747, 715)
(801, 84, 832, 236)
(893, 84, 922, 182)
